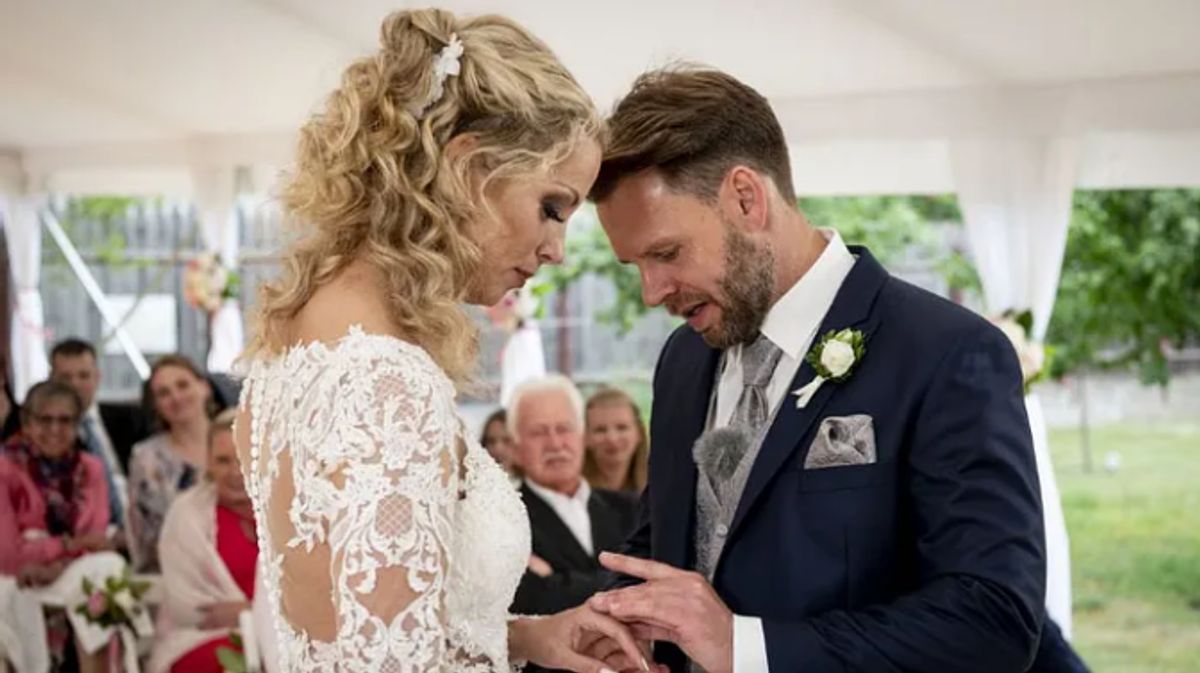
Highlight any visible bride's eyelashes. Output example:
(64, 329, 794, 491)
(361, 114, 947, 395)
(541, 200, 566, 223)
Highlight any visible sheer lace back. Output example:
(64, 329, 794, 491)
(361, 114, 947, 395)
(237, 327, 529, 672)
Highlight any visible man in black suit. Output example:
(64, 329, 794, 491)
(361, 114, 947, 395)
(50, 338, 151, 529)
(508, 374, 638, 619)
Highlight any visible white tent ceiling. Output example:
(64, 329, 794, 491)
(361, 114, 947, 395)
(3, 0, 1200, 195)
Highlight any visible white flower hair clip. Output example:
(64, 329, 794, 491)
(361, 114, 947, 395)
(411, 33, 464, 119)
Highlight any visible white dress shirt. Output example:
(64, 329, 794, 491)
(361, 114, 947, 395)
(712, 228, 856, 672)
(525, 477, 594, 556)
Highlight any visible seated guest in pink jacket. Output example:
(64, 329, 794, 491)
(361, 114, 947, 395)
(1, 380, 113, 671)
(0, 381, 112, 577)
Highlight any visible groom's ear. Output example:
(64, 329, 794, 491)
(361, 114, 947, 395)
(721, 165, 770, 232)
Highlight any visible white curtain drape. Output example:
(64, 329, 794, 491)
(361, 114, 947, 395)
(500, 324, 547, 408)
(2, 195, 50, 402)
(192, 168, 243, 373)
(499, 288, 547, 407)
(951, 135, 1079, 638)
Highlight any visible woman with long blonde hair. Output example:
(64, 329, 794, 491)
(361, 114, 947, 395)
(583, 388, 649, 494)
(235, 9, 646, 673)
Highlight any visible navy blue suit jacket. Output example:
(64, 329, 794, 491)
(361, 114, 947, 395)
(623, 247, 1047, 672)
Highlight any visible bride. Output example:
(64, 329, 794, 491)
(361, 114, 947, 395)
(235, 9, 646, 673)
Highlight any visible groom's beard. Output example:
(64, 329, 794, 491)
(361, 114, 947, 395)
(700, 228, 774, 350)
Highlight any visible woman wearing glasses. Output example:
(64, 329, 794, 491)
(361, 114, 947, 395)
(0, 380, 128, 672)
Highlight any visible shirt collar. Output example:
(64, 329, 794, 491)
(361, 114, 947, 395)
(525, 477, 591, 507)
(759, 228, 856, 360)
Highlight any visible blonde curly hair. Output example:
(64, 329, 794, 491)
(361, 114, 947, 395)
(246, 9, 601, 384)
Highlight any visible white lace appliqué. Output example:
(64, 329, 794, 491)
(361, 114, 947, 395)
(239, 327, 530, 672)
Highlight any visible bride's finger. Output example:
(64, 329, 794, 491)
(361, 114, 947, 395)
(591, 637, 652, 671)
(589, 636, 624, 662)
(555, 648, 620, 673)
(578, 611, 650, 672)
(600, 652, 639, 672)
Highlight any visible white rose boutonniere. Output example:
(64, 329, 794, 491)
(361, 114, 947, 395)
(793, 328, 866, 409)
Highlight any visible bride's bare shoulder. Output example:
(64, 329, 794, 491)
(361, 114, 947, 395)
(277, 261, 409, 348)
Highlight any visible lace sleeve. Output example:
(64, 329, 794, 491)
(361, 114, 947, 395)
(318, 364, 459, 671)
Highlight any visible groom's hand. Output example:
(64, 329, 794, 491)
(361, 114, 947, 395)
(590, 552, 733, 673)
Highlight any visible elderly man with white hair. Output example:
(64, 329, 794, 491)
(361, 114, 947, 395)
(507, 375, 638, 623)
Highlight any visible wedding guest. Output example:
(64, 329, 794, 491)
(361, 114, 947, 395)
(127, 355, 218, 572)
(582, 387, 648, 494)
(50, 338, 146, 529)
(480, 407, 518, 473)
(508, 376, 638, 625)
(150, 410, 258, 673)
(0, 381, 113, 672)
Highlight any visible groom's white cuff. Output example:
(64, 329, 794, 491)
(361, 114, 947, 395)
(733, 615, 769, 672)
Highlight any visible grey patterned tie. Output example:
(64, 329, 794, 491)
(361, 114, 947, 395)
(703, 334, 783, 494)
(687, 337, 783, 673)
(731, 334, 784, 431)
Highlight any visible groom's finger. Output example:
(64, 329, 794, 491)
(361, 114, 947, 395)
(590, 583, 681, 621)
(598, 552, 684, 581)
(630, 622, 675, 643)
(596, 592, 681, 632)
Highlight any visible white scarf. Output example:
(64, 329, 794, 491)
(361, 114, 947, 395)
(148, 482, 248, 673)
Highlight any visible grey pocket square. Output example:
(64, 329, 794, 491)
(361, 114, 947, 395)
(804, 415, 877, 469)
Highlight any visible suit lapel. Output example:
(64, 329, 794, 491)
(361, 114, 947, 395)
(655, 332, 721, 570)
(521, 485, 594, 568)
(588, 494, 621, 552)
(727, 248, 889, 540)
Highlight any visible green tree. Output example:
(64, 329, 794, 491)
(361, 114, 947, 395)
(801, 194, 981, 300)
(799, 194, 959, 265)
(531, 207, 649, 332)
(1047, 189, 1200, 386)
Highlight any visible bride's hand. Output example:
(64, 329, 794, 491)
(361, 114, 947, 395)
(510, 605, 650, 673)
(580, 631, 669, 673)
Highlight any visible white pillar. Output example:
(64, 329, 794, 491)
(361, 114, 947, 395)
(951, 135, 1079, 638)
(191, 166, 244, 373)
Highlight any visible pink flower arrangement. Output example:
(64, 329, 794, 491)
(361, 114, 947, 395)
(86, 591, 107, 619)
(183, 252, 241, 314)
(74, 568, 152, 635)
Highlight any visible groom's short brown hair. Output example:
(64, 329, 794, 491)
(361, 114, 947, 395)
(590, 66, 795, 204)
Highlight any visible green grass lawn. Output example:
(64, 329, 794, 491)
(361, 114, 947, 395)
(1049, 422, 1200, 672)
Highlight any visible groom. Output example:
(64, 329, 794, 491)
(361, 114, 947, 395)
(586, 67, 1047, 673)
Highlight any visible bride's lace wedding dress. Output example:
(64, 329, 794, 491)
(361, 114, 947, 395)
(237, 326, 530, 672)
